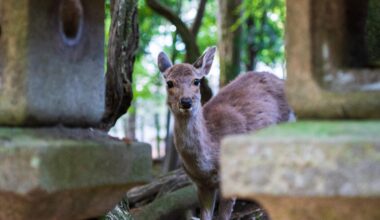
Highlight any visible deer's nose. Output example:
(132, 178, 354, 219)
(180, 97, 192, 109)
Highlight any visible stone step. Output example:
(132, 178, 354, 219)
(221, 121, 380, 220)
(0, 127, 151, 220)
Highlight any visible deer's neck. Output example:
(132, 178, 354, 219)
(173, 110, 217, 175)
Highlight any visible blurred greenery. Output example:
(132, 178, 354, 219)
(238, 0, 286, 69)
(105, 0, 285, 140)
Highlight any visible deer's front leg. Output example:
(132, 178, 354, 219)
(217, 197, 236, 220)
(197, 186, 217, 220)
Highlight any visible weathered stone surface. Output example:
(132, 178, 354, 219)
(250, 196, 380, 220)
(0, 127, 152, 220)
(286, 0, 380, 119)
(221, 121, 380, 220)
(0, 0, 105, 126)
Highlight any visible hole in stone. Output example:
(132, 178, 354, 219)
(59, 0, 84, 46)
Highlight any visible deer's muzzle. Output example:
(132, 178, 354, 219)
(180, 97, 192, 109)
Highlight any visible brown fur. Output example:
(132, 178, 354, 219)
(204, 71, 291, 147)
(158, 47, 293, 220)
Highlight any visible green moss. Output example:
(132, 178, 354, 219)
(253, 120, 380, 140)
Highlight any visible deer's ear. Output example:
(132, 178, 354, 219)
(158, 52, 173, 74)
(193, 46, 216, 77)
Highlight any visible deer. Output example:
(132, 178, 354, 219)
(157, 46, 294, 220)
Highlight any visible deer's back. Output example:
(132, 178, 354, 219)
(203, 72, 291, 144)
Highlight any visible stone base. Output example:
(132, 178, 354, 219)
(221, 121, 380, 220)
(0, 127, 151, 220)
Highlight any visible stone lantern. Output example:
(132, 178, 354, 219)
(0, 1, 151, 219)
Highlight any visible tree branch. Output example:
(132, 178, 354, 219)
(127, 168, 191, 206)
(191, 0, 207, 36)
(145, 0, 200, 62)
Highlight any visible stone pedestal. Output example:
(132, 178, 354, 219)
(0, 127, 152, 220)
(221, 121, 380, 220)
(0, 0, 105, 126)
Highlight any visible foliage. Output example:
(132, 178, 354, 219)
(236, 0, 286, 68)
(196, 0, 218, 53)
(134, 0, 172, 102)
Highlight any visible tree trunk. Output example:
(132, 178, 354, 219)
(217, 0, 242, 87)
(98, 0, 139, 131)
(163, 131, 180, 172)
(246, 15, 258, 71)
(154, 113, 161, 158)
(124, 102, 136, 140)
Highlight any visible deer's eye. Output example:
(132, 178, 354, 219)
(193, 79, 201, 86)
(167, 80, 174, 88)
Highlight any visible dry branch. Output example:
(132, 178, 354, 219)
(123, 168, 268, 220)
(127, 168, 192, 207)
(130, 185, 198, 220)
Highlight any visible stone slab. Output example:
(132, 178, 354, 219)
(0, 0, 105, 126)
(221, 121, 380, 220)
(286, 0, 380, 119)
(0, 127, 152, 220)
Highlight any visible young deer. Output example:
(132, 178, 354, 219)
(158, 47, 294, 220)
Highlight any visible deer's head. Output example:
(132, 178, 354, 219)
(158, 47, 216, 116)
